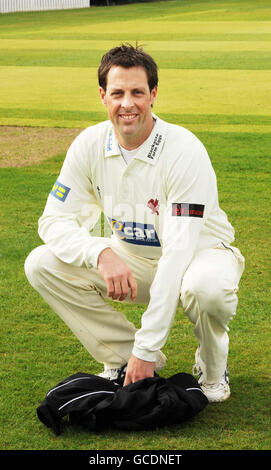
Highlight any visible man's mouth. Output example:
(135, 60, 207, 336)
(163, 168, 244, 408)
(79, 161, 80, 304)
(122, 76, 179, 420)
(119, 113, 137, 120)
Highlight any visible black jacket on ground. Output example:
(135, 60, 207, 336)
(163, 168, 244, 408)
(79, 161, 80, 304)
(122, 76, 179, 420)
(37, 371, 208, 435)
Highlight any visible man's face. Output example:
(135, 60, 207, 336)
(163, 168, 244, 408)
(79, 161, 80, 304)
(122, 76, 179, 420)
(99, 65, 157, 149)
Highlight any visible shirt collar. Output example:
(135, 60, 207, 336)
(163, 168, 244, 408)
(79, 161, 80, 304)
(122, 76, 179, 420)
(104, 126, 121, 158)
(104, 114, 167, 165)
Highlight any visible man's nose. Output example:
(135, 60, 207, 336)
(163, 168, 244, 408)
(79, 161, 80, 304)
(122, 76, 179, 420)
(121, 93, 134, 109)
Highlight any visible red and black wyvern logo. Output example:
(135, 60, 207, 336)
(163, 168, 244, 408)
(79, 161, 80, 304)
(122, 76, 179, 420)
(172, 203, 205, 218)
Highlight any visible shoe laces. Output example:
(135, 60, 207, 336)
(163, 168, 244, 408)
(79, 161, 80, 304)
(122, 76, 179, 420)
(99, 368, 119, 378)
(192, 363, 203, 383)
(193, 361, 229, 388)
(220, 368, 229, 385)
(116, 364, 127, 382)
(202, 368, 229, 389)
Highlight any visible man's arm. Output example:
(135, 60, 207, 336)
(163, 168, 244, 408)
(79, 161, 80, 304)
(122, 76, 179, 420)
(38, 129, 109, 269)
(132, 141, 215, 365)
(109, 141, 215, 386)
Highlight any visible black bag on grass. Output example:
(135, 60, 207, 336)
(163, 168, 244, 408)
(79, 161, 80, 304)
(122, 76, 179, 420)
(37, 371, 208, 435)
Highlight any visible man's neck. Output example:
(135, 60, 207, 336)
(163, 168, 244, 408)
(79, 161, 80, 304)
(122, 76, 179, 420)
(115, 117, 156, 151)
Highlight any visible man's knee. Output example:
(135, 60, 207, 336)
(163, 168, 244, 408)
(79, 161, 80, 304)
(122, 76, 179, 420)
(181, 272, 237, 322)
(24, 245, 48, 288)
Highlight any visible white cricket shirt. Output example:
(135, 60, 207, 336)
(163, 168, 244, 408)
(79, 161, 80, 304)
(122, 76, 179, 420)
(38, 115, 235, 361)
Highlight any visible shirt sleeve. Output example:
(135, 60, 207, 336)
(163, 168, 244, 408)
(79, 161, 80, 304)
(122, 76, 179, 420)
(38, 132, 109, 269)
(132, 140, 216, 361)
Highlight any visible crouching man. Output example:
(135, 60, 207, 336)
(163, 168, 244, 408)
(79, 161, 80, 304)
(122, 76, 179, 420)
(25, 44, 245, 402)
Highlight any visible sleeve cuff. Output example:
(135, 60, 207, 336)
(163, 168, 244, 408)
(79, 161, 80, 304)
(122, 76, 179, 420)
(87, 242, 111, 269)
(132, 345, 158, 363)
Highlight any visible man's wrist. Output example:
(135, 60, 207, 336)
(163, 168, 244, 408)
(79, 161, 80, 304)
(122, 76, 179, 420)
(132, 345, 157, 363)
(97, 247, 112, 266)
(89, 243, 111, 269)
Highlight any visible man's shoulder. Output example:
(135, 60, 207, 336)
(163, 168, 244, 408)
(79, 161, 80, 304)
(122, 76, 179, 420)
(156, 116, 206, 162)
(159, 116, 202, 146)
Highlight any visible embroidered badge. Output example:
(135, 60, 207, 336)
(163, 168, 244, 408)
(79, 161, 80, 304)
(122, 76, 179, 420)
(147, 198, 159, 215)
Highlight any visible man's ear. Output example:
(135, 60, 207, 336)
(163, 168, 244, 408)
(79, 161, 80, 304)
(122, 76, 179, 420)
(99, 87, 107, 106)
(150, 85, 158, 108)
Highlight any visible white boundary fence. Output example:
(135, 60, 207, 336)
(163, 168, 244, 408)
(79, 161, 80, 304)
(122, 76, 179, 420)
(0, 0, 90, 13)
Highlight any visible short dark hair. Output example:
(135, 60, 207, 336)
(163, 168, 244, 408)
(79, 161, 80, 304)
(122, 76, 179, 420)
(98, 43, 158, 92)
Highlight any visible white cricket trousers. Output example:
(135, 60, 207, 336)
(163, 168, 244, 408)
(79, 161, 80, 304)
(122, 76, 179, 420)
(24, 240, 244, 383)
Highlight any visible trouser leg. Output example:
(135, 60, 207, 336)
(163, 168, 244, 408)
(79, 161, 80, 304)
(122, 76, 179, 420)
(24, 243, 155, 369)
(180, 245, 245, 383)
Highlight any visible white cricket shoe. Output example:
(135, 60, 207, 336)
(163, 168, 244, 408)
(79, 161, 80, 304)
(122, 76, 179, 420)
(192, 348, 231, 403)
(99, 350, 167, 381)
(98, 366, 126, 381)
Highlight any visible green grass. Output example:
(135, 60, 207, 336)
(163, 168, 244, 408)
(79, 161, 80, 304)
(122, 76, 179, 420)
(0, 0, 271, 451)
(2, 48, 271, 70)
(1, 66, 271, 130)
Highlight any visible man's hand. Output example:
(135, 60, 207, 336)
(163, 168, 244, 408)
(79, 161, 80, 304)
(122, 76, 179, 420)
(97, 248, 137, 301)
(123, 354, 155, 386)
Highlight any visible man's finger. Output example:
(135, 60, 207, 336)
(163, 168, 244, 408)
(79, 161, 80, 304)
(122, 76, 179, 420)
(128, 276, 137, 301)
(106, 278, 114, 298)
(112, 280, 121, 299)
(119, 279, 130, 301)
(123, 372, 132, 387)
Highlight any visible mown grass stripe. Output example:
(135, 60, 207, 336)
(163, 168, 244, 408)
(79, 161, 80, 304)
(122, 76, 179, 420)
(2, 118, 270, 134)
(1, 39, 271, 52)
(0, 107, 106, 122)
(1, 131, 270, 173)
(1, 49, 271, 70)
(1, 67, 270, 119)
(1, 107, 271, 125)
(1, 32, 271, 41)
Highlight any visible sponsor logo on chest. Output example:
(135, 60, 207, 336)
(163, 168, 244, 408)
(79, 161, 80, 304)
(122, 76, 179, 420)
(108, 217, 160, 246)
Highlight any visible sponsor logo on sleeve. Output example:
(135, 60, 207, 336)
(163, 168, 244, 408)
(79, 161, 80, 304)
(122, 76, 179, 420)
(108, 217, 160, 246)
(172, 203, 204, 218)
(50, 181, 71, 202)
